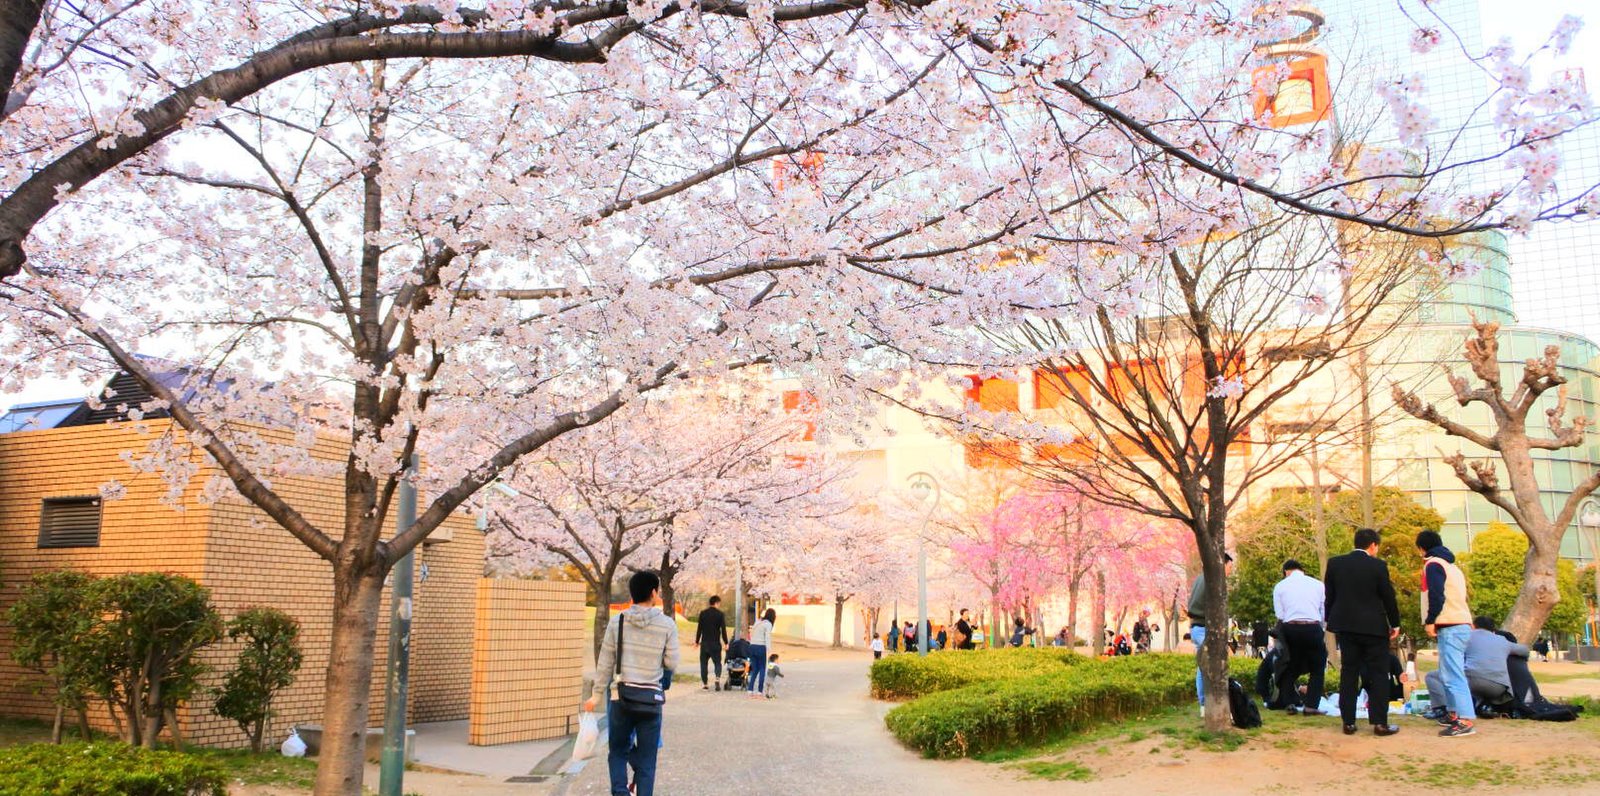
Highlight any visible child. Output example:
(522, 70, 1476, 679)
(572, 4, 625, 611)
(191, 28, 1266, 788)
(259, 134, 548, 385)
(765, 653, 784, 699)
(870, 635, 884, 660)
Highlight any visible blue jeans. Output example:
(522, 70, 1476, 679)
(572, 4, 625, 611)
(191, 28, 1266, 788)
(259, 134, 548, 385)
(607, 700, 662, 796)
(1191, 626, 1207, 704)
(1436, 624, 1476, 720)
(746, 645, 768, 693)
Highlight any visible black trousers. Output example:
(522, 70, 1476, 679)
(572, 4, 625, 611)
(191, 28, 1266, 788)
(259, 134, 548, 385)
(1277, 623, 1327, 708)
(1337, 632, 1390, 725)
(1507, 655, 1543, 706)
(700, 644, 723, 684)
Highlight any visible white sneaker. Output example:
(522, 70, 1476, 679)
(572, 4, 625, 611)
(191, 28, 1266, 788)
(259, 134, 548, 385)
(1198, 705, 1206, 719)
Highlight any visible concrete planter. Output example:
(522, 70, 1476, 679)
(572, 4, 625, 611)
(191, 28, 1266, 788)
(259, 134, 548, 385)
(294, 725, 415, 763)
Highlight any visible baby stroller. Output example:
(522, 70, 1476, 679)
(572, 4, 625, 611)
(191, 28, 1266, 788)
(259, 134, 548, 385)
(723, 638, 752, 692)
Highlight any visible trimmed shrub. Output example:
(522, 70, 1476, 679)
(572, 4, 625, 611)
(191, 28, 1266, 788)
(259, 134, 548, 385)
(885, 654, 1262, 758)
(214, 606, 303, 753)
(0, 742, 226, 795)
(869, 647, 1085, 700)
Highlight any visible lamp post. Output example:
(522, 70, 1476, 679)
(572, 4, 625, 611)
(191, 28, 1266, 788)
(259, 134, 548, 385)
(907, 472, 941, 658)
(379, 455, 418, 796)
(1581, 498, 1600, 647)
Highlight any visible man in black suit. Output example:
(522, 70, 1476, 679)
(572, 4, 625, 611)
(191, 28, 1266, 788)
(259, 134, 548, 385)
(1323, 527, 1401, 737)
(694, 596, 728, 690)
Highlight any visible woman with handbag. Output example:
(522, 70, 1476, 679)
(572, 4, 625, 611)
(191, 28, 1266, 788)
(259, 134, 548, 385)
(583, 571, 681, 796)
(747, 608, 776, 699)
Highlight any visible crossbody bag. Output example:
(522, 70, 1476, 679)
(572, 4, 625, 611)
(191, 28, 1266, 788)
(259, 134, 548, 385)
(614, 617, 667, 716)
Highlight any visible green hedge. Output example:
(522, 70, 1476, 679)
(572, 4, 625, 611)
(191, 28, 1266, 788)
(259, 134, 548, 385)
(885, 654, 1262, 758)
(869, 647, 1085, 700)
(0, 742, 227, 796)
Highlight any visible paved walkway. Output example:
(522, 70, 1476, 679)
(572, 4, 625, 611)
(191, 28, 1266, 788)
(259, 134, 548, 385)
(412, 720, 565, 779)
(558, 651, 1056, 796)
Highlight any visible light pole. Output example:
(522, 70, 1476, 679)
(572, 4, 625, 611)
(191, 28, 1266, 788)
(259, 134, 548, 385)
(1581, 498, 1600, 647)
(907, 472, 941, 658)
(379, 454, 418, 796)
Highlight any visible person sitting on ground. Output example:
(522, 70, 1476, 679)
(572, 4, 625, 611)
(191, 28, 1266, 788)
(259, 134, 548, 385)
(1424, 616, 1528, 715)
(1491, 623, 1547, 710)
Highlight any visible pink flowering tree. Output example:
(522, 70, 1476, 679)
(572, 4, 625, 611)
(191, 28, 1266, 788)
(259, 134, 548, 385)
(478, 389, 849, 655)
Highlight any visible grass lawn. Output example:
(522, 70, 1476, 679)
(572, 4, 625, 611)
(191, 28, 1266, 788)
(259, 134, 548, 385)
(0, 716, 318, 791)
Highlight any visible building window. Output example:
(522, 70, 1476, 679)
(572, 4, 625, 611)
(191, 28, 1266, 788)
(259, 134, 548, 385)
(38, 496, 102, 548)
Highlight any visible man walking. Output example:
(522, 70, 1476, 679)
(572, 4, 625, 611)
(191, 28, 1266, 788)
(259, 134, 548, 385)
(694, 596, 728, 690)
(1323, 528, 1401, 737)
(1417, 530, 1476, 737)
(584, 571, 681, 796)
(1272, 559, 1327, 715)
(1186, 552, 1233, 713)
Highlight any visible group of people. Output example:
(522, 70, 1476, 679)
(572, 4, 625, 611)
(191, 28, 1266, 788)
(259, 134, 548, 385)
(589, 579, 791, 796)
(1190, 528, 1555, 739)
(875, 609, 1050, 654)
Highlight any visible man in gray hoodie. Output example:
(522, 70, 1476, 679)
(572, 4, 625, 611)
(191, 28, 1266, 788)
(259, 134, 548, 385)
(584, 571, 681, 796)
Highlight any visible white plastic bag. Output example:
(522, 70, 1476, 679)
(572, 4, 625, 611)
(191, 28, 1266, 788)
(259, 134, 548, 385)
(281, 728, 307, 758)
(569, 712, 600, 762)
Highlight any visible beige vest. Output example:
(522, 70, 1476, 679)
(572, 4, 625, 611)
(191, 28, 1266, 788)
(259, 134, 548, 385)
(1420, 556, 1471, 626)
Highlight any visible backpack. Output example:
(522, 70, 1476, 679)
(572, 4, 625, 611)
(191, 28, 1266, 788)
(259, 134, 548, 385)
(1228, 677, 1262, 729)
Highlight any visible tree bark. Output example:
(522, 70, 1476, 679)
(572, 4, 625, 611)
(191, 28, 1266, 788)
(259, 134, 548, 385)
(658, 552, 678, 620)
(1066, 575, 1081, 651)
(50, 705, 62, 744)
(1091, 570, 1106, 655)
(1505, 534, 1561, 644)
(592, 597, 614, 661)
(311, 570, 386, 796)
(0, 0, 43, 116)
(833, 596, 846, 648)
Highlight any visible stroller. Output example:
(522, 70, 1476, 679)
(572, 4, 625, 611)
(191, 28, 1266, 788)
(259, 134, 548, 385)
(723, 638, 752, 692)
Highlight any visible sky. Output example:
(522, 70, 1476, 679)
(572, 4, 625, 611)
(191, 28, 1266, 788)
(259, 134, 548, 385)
(3, 1, 1599, 411)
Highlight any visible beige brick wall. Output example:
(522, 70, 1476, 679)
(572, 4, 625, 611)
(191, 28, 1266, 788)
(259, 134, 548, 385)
(469, 579, 585, 745)
(0, 420, 484, 748)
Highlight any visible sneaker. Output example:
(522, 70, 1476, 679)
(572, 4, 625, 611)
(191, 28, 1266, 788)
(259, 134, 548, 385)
(1434, 711, 1458, 727)
(1439, 721, 1476, 738)
(701, 684, 710, 691)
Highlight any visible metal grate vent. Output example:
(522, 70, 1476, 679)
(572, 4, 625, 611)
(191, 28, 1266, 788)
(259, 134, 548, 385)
(38, 496, 102, 548)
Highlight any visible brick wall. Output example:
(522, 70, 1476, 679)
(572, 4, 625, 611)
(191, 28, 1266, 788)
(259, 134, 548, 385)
(0, 420, 484, 748)
(469, 579, 585, 745)
(0, 423, 212, 729)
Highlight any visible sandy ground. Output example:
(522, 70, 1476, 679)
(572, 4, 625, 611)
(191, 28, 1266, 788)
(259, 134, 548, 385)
(235, 647, 1600, 795)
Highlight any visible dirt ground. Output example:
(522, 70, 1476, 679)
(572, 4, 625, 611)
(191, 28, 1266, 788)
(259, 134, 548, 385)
(233, 650, 1600, 796)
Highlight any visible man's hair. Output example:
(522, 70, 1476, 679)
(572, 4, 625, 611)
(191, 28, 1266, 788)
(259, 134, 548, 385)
(628, 570, 660, 604)
(1415, 530, 1444, 552)
(960, 608, 969, 616)
(1224, 552, 1234, 563)
(708, 595, 721, 606)
(1474, 616, 1497, 631)
(1282, 559, 1303, 573)
(768, 653, 779, 662)
(1353, 527, 1381, 550)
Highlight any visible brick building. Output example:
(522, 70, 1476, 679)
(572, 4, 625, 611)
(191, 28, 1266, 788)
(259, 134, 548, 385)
(0, 405, 579, 750)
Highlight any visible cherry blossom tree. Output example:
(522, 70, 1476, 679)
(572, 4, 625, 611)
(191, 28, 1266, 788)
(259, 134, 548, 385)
(479, 388, 848, 655)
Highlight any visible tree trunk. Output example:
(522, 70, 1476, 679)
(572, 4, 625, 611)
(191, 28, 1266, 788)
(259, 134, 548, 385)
(1505, 532, 1562, 644)
(0, 0, 44, 117)
(658, 552, 678, 621)
(164, 707, 184, 752)
(1198, 537, 1232, 732)
(75, 707, 90, 741)
(1092, 570, 1106, 655)
(592, 599, 613, 661)
(311, 570, 386, 796)
(1066, 574, 1082, 650)
(50, 704, 62, 744)
(251, 718, 265, 754)
(141, 678, 163, 749)
(989, 589, 1001, 649)
(833, 596, 846, 648)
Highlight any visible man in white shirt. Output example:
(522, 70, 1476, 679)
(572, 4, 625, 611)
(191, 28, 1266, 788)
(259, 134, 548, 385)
(1273, 559, 1328, 716)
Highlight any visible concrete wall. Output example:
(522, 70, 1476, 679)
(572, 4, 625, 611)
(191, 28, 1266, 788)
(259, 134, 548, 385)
(469, 579, 585, 745)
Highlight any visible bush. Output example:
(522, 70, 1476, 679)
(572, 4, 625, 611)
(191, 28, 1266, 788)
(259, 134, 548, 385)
(885, 654, 1260, 758)
(0, 742, 226, 795)
(214, 607, 303, 753)
(80, 573, 223, 748)
(869, 647, 1084, 700)
(6, 571, 98, 741)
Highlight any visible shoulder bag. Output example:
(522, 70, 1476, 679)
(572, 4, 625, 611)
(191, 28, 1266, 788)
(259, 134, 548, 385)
(614, 617, 666, 716)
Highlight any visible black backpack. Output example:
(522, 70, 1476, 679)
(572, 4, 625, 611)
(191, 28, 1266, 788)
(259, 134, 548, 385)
(1228, 677, 1262, 729)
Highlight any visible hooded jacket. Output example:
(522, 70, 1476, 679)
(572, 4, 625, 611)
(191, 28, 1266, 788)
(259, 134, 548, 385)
(594, 605, 681, 693)
(1421, 546, 1471, 627)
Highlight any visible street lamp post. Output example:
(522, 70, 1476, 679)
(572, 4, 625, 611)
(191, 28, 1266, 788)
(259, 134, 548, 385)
(907, 472, 941, 658)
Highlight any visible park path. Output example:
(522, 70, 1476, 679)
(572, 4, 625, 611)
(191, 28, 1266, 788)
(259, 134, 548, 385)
(558, 649, 1057, 796)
